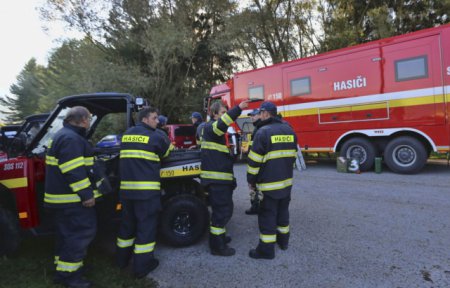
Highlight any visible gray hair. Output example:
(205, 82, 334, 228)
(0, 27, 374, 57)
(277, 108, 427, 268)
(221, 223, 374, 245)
(64, 106, 90, 125)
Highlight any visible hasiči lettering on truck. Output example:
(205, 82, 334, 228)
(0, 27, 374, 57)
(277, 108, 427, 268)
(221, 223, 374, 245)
(206, 24, 450, 175)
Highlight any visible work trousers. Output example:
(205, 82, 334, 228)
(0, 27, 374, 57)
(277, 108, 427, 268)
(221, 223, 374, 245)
(208, 184, 234, 228)
(257, 194, 290, 252)
(53, 205, 97, 282)
(116, 196, 161, 276)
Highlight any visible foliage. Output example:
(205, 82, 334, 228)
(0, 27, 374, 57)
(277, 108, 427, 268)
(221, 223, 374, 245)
(2, 0, 449, 122)
(0, 234, 156, 288)
(0, 59, 46, 124)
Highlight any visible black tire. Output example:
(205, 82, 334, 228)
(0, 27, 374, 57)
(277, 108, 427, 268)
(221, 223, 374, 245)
(0, 207, 20, 257)
(340, 137, 376, 171)
(384, 136, 427, 174)
(159, 194, 209, 247)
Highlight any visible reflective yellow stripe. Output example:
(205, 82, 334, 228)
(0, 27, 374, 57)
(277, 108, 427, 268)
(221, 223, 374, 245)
(277, 226, 290, 234)
(201, 141, 229, 153)
(120, 150, 160, 162)
(117, 237, 135, 248)
(134, 242, 156, 254)
(163, 144, 175, 158)
(247, 165, 260, 175)
(93, 190, 102, 198)
(200, 170, 233, 181)
(54, 256, 59, 265)
(257, 178, 293, 192)
(44, 193, 81, 204)
(221, 113, 233, 126)
(120, 181, 160, 190)
(260, 234, 276, 243)
(212, 122, 225, 136)
(60, 156, 85, 173)
(69, 177, 91, 192)
(56, 260, 83, 272)
(210, 226, 226, 235)
(45, 155, 58, 166)
(84, 157, 94, 166)
(263, 150, 297, 162)
(248, 150, 264, 163)
(0, 177, 28, 189)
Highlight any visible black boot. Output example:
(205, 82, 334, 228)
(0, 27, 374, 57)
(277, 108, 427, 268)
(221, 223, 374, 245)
(245, 200, 259, 215)
(134, 258, 159, 279)
(224, 235, 232, 244)
(209, 233, 235, 256)
(277, 232, 289, 250)
(249, 242, 275, 260)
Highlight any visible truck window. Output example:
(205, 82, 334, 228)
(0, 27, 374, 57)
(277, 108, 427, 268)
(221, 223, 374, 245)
(290, 76, 311, 96)
(174, 126, 195, 137)
(395, 55, 428, 81)
(249, 86, 264, 100)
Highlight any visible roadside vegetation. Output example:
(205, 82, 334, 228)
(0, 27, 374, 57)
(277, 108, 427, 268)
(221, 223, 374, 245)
(0, 234, 156, 288)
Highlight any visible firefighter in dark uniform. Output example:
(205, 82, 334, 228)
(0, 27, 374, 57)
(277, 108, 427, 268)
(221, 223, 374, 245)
(116, 107, 172, 278)
(201, 100, 249, 256)
(247, 101, 297, 260)
(45, 106, 100, 288)
(245, 108, 262, 215)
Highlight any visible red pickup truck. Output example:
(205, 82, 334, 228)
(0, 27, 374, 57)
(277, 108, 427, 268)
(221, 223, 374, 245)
(166, 124, 197, 149)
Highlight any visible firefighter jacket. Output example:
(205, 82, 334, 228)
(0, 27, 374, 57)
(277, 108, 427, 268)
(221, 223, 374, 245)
(200, 105, 242, 186)
(44, 123, 100, 208)
(247, 117, 298, 199)
(119, 122, 172, 200)
(248, 119, 262, 148)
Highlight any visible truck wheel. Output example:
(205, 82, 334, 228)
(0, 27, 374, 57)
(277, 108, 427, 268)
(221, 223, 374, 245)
(384, 136, 427, 174)
(160, 194, 209, 247)
(0, 207, 20, 256)
(340, 137, 375, 171)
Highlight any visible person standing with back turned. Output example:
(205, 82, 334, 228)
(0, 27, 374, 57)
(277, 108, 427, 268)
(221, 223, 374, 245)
(247, 101, 297, 260)
(201, 100, 249, 256)
(45, 106, 99, 288)
(116, 107, 172, 278)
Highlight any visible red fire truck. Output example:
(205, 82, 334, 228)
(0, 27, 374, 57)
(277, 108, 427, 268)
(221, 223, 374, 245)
(207, 24, 450, 174)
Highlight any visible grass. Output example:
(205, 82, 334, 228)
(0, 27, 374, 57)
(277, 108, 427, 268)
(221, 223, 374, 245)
(0, 232, 157, 288)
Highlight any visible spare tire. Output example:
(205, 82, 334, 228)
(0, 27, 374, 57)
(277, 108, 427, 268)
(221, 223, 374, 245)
(0, 207, 20, 257)
(159, 194, 208, 247)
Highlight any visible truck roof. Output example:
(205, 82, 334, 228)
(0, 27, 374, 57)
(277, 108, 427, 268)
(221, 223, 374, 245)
(234, 23, 450, 77)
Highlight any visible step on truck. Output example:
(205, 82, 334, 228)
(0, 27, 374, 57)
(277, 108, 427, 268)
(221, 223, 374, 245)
(208, 24, 450, 174)
(0, 93, 208, 256)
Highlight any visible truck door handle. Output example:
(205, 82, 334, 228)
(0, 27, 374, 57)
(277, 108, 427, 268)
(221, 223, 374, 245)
(332, 115, 338, 120)
(366, 113, 372, 118)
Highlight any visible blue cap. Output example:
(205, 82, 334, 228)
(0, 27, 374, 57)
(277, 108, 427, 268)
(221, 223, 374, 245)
(190, 112, 203, 121)
(158, 115, 168, 126)
(247, 109, 260, 116)
(259, 101, 277, 113)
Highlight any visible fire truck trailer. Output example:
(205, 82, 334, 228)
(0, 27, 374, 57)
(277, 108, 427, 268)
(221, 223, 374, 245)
(208, 24, 450, 174)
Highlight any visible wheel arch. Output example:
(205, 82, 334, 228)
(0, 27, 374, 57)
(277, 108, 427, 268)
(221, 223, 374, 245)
(334, 128, 435, 155)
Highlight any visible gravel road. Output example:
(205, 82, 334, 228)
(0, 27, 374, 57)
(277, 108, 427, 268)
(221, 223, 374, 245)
(149, 160, 450, 288)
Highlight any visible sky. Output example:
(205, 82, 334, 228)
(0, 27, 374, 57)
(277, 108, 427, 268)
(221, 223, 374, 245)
(0, 0, 79, 122)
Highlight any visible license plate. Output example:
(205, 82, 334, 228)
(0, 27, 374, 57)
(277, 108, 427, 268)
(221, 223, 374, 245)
(184, 141, 192, 144)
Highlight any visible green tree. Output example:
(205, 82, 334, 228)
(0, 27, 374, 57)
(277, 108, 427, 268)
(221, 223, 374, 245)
(0, 59, 46, 123)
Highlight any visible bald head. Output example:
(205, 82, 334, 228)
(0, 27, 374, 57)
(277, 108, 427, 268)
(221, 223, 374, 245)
(64, 106, 91, 127)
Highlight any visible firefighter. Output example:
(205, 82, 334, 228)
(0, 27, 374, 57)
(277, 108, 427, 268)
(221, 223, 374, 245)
(247, 101, 297, 260)
(157, 115, 169, 136)
(116, 107, 172, 278)
(245, 108, 262, 215)
(44, 106, 100, 288)
(201, 100, 249, 256)
(190, 112, 203, 141)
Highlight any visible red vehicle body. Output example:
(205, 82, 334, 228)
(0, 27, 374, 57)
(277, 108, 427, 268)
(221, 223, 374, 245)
(166, 124, 197, 149)
(208, 24, 450, 174)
